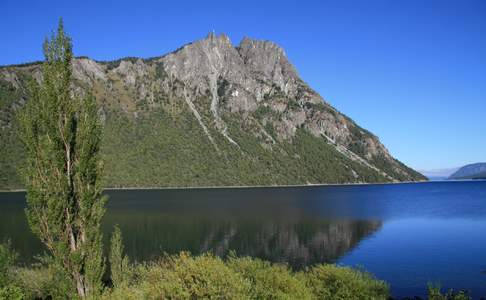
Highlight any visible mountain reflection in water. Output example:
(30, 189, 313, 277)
(102, 188, 383, 268)
(105, 212, 381, 269)
(0, 187, 383, 268)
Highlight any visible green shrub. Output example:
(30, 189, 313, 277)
(9, 267, 50, 300)
(0, 241, 17, 287)
(101, 283, 147, 300)
(301, 264, 389, 300)
(227, 255, 313, 300)
(0, 285, 24, 300)
(103, 252, 252, 299)
(101, 252, 395, 300)
(11, 255, 74, 300)
(8, 251, 475, 300)
(427, 283, 471, 300)
(110, 225, 132, 288)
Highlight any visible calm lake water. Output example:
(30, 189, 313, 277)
(1, 181, 485, 298)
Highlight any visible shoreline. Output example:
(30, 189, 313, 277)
(1, 179, 484, 193)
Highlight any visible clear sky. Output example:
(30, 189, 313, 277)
(1, 0, 485, 170)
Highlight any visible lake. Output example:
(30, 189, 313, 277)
(1, 180, 485, 298)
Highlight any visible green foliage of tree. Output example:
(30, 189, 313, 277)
(17, 20, 106, 298)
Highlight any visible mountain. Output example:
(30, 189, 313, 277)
(448, 163, 486, 180)
(0, 33, 426, 189)
(419, 167, 459, 180)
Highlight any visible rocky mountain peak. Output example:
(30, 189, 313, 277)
(0, 34, 427, 189)
(238, 37, 299, 83)
(205, 31, 232, 45)
(157, 33, 300, 96)
(159, 33, 243, 88)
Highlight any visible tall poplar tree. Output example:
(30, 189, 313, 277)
(18, 19, 106, 298)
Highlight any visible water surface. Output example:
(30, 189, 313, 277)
(1, 181, 485, 298)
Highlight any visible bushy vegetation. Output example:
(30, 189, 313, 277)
(0, 241, 17, 287)
(109, 225, 131, 289)
(129, 253, 252, 300)
(1, 246, 391, 300)
(301, 264, 389, 300)
(427, 284, 471, 300)
(3, 248, 476, 300)
(2, 230, 385, 299)
(226, 255, 313, 299)
(0, 241, 24, 300)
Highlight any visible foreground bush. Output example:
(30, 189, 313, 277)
(0, 285, 24, 300)
(138, 252, 252, 299)
(11, 262, 72, 300)
(4, 251, 392, 299)
(301, 264, 389, 300)
(0, 241, 17, 287)
(101, 253, 389, 300)
(227, 255, 313, 299)
(0, 241, 25, 300)
(427, 283, 471, 300)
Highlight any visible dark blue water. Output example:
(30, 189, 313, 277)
(1, 180, 485, 298)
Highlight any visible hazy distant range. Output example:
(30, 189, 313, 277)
(419, 167, 459, 181)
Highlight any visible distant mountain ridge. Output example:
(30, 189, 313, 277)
(448, 163, 486, 180)
(419, 167, 459, 180)
(0, 33, 426, 189)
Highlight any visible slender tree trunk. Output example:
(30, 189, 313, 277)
(75, 273, 86, 297)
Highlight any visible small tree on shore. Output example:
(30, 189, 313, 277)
(110, 225, 131, 288)
(18, 19, 106, 298)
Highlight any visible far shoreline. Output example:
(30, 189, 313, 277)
(1, 179, 484, 193)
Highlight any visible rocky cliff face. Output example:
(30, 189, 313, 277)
(0, 33, 426, 188)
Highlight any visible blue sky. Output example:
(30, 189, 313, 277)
(1, 0, 485, 170)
